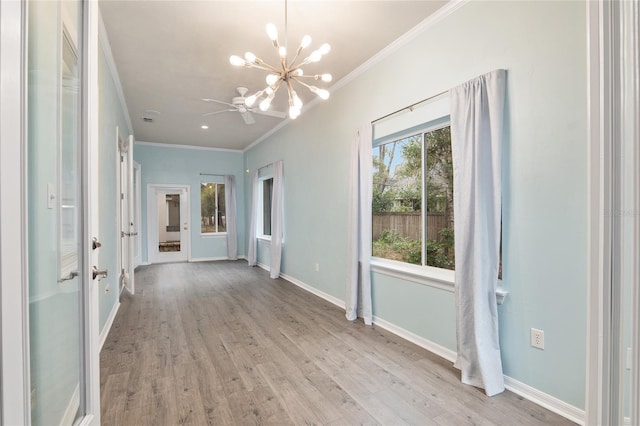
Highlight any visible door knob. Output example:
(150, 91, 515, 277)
(92, 237, 102, 250)
(92, 266, 108, 280)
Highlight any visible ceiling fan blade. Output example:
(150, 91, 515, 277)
(240, 111, 255, 125)
(253, 108, 287, 119)
(202, 98, 235, 108)
(202, 109, 235, 117)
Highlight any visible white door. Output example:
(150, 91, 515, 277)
(20, 1, 101, 424)
(147, 185, 190, 263)
(118, 133, 135, 293)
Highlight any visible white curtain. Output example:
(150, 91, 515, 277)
(269, 160, 284, 279)
(224, 175, 238, 260)
(247, 170, 259, 266)
(450, 69, 506, 396)
(345, 125, 373, 325)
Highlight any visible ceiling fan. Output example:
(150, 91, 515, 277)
(202, 87, 286, 125)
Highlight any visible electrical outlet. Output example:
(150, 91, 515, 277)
(314, 262, 320, 272)
(531, 328, 544, 349)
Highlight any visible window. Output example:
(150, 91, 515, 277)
(260, 177, 274, 237)
(372, 125, 455, 270)
(200, 182, 226, 234)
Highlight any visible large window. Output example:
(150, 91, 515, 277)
(372, 125, 455, 270)
(260, 177, 274, 237)
(201, 182, 226, 234)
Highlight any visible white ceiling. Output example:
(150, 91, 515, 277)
(99, 0, 447, 151)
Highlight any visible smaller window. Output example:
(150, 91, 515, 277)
(260, 177, 274, 237)
(201, 182, 226, 234)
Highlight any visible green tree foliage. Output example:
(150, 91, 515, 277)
(201, 183, 216, 232)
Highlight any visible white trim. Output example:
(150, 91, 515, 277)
(189, 256, 229, 262)
(243, 0, 468, 153)
(371, 315, 456, 363)
(279, 272, 345, 309)
(370, 258, 508, 304)
(0, 0, 29, 422)
(99, 301, 120, 351)
(503, 377, 584, 425)
(371, 258, 454, 292)
(135, 140, 242, 153)
(200, 233, 228, 238)
(97, 11, 133, 136)
(59, 384, 80, 426)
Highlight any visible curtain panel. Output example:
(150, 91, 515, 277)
(346, 125, 373, 325)
(247, 170, 259, 266)
(450, 69, 507, 396)
(269, 160, 284, 279)
(224, 175, 238, 260)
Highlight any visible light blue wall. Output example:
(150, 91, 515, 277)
(134, 144, 245, 263)
(245, 0, 587, 409)
(98, 41, 130, 332)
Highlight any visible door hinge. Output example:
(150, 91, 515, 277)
(120, 155, 124, 162)
(121, 193, 124, 199)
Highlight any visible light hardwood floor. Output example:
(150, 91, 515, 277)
(100, 261, 575, 425)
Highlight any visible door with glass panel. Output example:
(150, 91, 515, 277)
(27, 1, 87, 424)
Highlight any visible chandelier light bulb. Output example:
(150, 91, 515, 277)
(265, 86, 274, 95)
(300, 35, 312, 49)
(245, 94, 258, 107)
(319, 43, 331, 55)
(266, 74, 280, 86)
(244, 52, 257, 63)
(293, 94, 303, 109)
(229, 55, 245, 66)
(308, 50, 322, 63)
(259, 97, 272, 111)
(278, 46, 287, 59)
(319, 73, 332, 82)
(266, 23, 278, 42)
(292, 69, 303, 77)
(317, 89, 330, 100)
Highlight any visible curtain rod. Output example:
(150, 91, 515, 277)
(371, 90, 447, 125)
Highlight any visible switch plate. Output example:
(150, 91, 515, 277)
(531, 328, 544, 350)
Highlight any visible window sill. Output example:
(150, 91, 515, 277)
(201, 232, 228, 239)
(257, 236, 272, 243)
(370, 257, 508, 304)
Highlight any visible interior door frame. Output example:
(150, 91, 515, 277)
(0, 0, 30, 423)
(585, 0, 640, 424)
(0, 0, 101, 424)
(147, 184, 191, 264)
(133, 162, 142, 268)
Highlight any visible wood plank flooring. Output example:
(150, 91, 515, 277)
(100, 261, 576, 425)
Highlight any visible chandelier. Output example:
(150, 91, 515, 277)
(229, 0, 331, 120)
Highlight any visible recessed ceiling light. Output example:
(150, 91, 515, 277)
(201, 125, 209, 129)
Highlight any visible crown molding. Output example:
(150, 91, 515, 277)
(135, 140, 243, 153)
(98, 10, 134, 136)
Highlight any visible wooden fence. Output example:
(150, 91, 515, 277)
(372, 212, 449, 241)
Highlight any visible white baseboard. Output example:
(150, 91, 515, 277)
(256, 262, 269, 272)
(189, 256, 229, 262)
(59, 384, 79, 426)
(273, 269, 584, 425)
(279, 272, 345, 309)
(503, 376, 584, 425)
(371, 315, 457, 363)
(99, 301, 120, 351)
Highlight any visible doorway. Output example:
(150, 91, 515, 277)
(147, 185, 190, 263)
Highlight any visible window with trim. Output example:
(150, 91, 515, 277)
(259, 177, 274, 238)
(372, 124, 455, 270)
(201, 182, 226, 234)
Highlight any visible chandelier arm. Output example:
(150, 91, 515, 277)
(294, 78, 314, 90)
(249, 62, 281, 73)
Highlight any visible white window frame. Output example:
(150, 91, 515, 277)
(372, 118, 454, 276)
(200, 181, 227, 237)
(257, 175, 273, 241)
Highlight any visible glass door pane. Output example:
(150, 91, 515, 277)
(27, 1, 84, 424)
